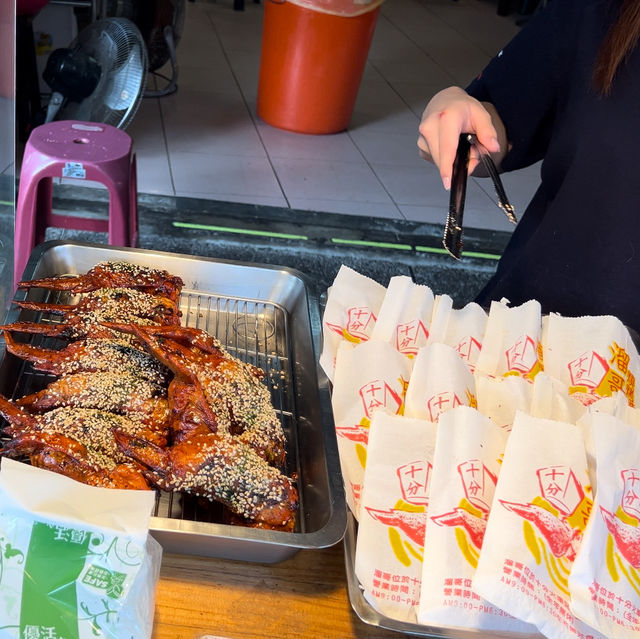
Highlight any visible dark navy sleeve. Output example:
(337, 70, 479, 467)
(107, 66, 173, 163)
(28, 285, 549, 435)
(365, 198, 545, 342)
(466, 0, 576, 171)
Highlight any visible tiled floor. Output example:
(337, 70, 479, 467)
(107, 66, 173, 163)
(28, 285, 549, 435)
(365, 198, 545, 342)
(10, 0, 542, 234)
(125, 0, 541, 233)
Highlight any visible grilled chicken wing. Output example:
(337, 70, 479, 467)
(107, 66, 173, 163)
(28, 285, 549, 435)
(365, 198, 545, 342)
(3, 332, 171, 385)
(115, 429, 297, 529)
(107, 323, 286, 466)
(18, 260, 184, 304)
(16, 371, 170, 436)
(30, 449, 150, 490)
(0, 395, 154, 489)
(2, 288, 180, 341)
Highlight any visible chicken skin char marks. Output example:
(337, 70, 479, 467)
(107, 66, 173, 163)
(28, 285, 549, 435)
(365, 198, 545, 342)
(31, 448, 150, 490)
(18, 260, 184, 304)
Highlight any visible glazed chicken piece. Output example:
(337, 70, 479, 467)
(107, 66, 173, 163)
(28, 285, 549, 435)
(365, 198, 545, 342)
(167, 377, 219, 443)
(18, 260, 184, 304)
(115, 429, 298, 529)
(3, 332, 171, 386)
(108, 323, 286, 466)
(16, 370, 171, 434)
(14, 286, 181, 325)
(0, 395, 155, 488)
(0, 397, 167, 449)
(2, 287, 180, 340)
(30, 448, 150, 490)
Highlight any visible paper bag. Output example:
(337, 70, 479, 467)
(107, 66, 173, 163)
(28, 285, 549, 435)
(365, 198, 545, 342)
(370, 276, 434, 357)
(542, 313, 640, 407)
(475, 374, 533, 431)
(440, 302, 488, 373)
(418, 406, 534, 633)
(473, 412, 603, 639)
(475, 299, 543, 381)
(427, 294, 453, 345)
(355, 413, 437, 623)
(331, 340, 413, 517)
(404, 343, 477, 421)
(530, 372, 586, 424)
(569, 413, 640, 639)
(320, 265, 387, 382)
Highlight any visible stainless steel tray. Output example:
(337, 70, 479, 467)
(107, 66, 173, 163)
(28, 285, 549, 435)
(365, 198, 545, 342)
(0, 240, 347, 563)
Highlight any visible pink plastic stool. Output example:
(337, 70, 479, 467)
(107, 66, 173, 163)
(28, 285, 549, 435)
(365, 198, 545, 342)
(14, 120, 138, 288)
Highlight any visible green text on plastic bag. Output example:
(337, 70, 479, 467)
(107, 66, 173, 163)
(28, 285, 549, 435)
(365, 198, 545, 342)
(20, 522, 90, 639)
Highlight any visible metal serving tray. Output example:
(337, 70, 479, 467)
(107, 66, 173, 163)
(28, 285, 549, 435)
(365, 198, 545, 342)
(0, 241, 346, 563)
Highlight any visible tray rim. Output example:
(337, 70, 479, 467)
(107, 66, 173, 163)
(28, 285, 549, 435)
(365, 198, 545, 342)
(3, 240, 348, 557)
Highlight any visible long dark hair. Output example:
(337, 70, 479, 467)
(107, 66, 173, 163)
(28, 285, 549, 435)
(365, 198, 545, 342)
(593, 0, 640, 95)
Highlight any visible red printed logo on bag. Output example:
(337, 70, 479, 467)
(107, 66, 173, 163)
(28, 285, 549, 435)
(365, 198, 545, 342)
(505, 334, 539, 375)
(537, 466, 585, 516)
(359, 380, 403, 418)
(621, 469, 640, 520)
(459, 460, 498, 512)
(500, 465, 591, 565)
(397, 461, 431, 506)
(568, 351, 609, 390)
(600, 468, 640, 573)
(346, 306, 376, 340)
(395, 319, 428, 356)
(456, 335, 482, 366)
(427, 392, 463, 422)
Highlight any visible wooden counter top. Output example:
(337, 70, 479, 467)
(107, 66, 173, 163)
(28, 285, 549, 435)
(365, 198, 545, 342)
(153, 542, 404, 639)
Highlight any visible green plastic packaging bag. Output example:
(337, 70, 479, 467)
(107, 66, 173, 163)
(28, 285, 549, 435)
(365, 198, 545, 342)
(0, 458, 162, 639)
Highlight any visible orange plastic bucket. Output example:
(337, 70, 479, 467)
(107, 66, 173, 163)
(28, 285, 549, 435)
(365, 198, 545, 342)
(257, 0, 380, 135)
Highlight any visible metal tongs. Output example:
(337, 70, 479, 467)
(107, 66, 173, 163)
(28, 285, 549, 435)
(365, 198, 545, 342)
(443, 133, 517, 259)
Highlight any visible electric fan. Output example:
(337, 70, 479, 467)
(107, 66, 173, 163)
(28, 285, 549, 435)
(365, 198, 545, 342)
(105, 0, 186, 97)
(42, 17, 147, 129)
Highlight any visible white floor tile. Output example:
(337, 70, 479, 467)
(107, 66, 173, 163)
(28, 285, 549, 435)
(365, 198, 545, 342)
(349, 130, 424, 167)
(173, 62, 240, 95)
(136, 151, 174, 196)
(127, 99, 166, 152)
(271, 157, 394, 204)
(369, 160, 452, 207)
(258, 125, 364, 163)
(170, 151, 283, 198)
(161, 89, 265, 157)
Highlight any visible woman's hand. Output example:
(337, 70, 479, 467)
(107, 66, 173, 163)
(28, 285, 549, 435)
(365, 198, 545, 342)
(417, 86, 506, 190)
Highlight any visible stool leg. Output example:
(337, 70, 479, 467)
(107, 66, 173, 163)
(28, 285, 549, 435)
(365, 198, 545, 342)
(14, 174, 51, 289)
(129, 155, 139, 247)
(100, 167, 133, 248)
(35, 177, 53, 246)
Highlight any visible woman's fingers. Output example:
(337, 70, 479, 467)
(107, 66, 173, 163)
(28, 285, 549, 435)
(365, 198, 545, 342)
(418, 87, 501, 189)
